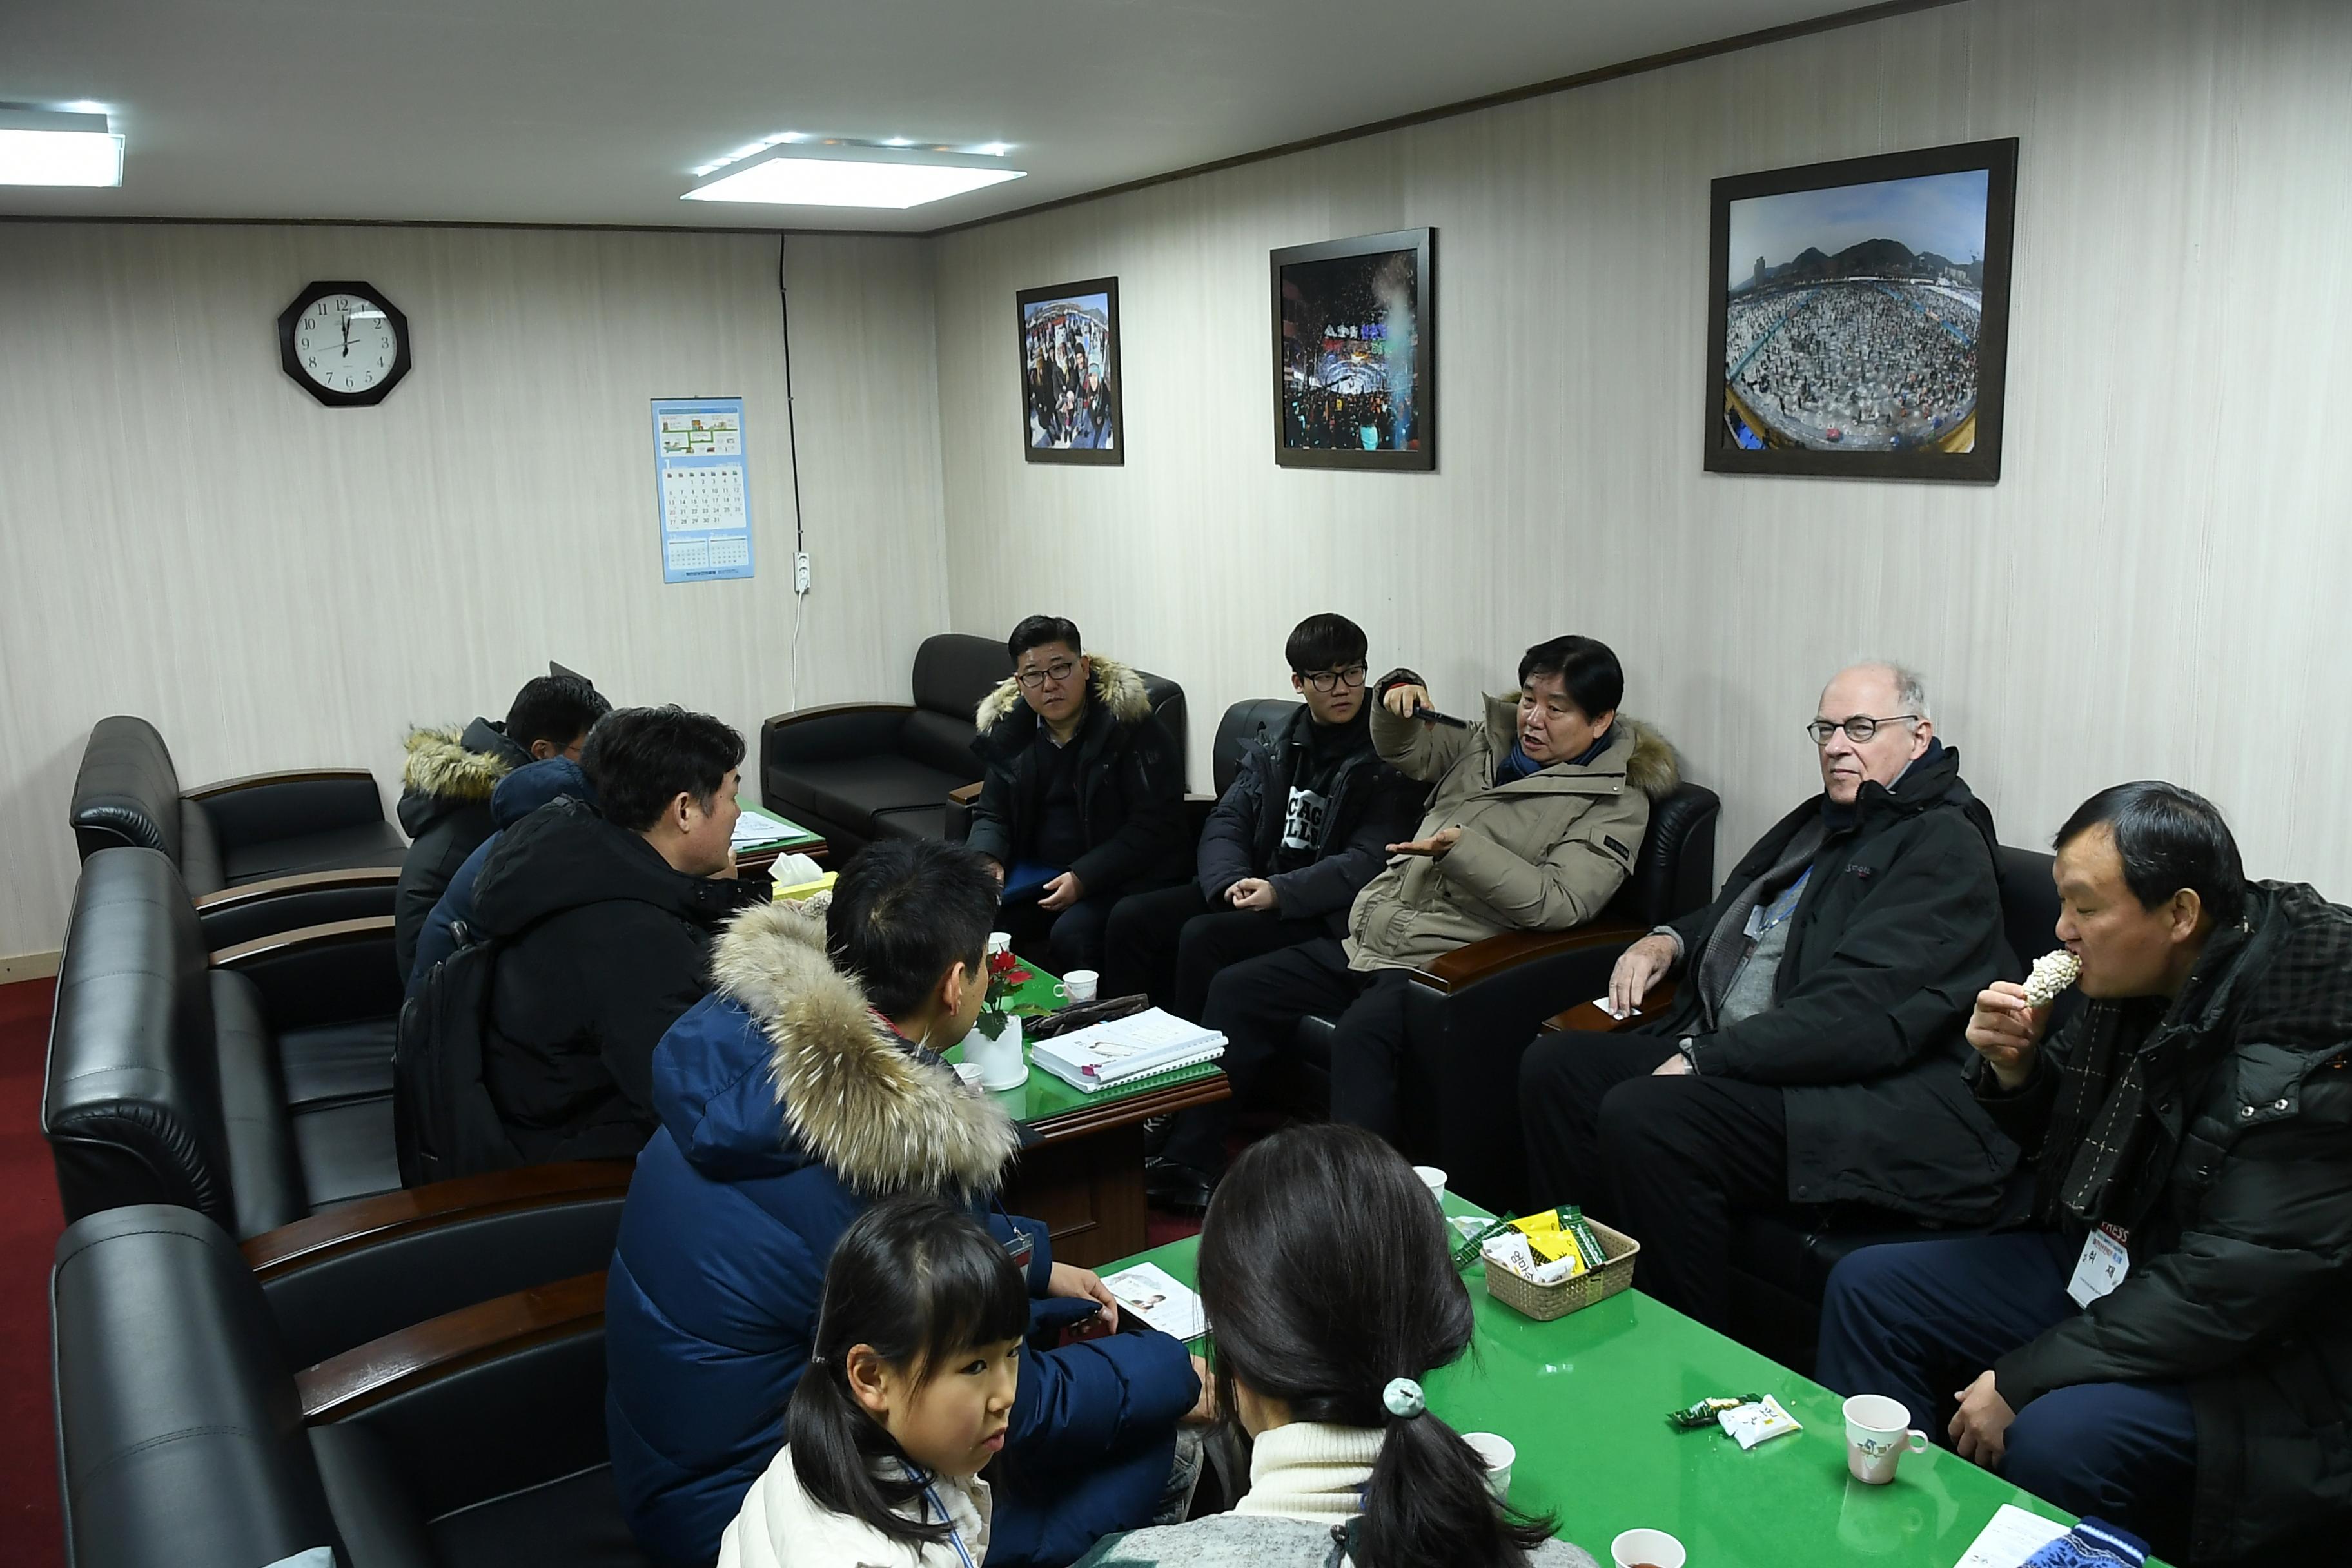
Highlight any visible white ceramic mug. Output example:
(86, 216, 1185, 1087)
(1061, 969, 1099, 1004)
(1462, 1431, 1514, 1502)
(1609, 1528, 1686, 1568)
(1843, 1393, 1930, 1485)
(1413, 1165, 1447, 1206)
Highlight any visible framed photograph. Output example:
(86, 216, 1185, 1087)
(1705, 138, 2019, 482)
(1017, 278, 1122, 464)
(1272, 228, 1435, 471)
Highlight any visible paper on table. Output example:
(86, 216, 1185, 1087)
(1591, 997, 1640, 1020)
(1954, 1504, 2070, 1568)
(732, 805, 813, 846)
(1102, 1262, 1206, 1341)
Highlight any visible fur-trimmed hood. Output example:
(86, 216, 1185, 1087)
(975, 652, 1153, 733)
(1472, 695, 1682, 801)
(673, 900, 1021, 1195)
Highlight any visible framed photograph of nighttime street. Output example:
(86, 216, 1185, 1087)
(1272, 228, 1435, 471)
(1705, 138, 2018, 482)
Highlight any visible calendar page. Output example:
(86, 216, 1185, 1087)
(651, 397, 756, 583)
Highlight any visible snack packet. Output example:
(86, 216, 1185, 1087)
(1718, 1395, 1803, 1450)
(1666, 1395, 1761, 1433)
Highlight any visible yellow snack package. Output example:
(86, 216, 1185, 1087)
(1511, 1210, 1591, 1271)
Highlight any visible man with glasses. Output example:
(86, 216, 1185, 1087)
(966, 614, 1188, 974)
(1517, 662, 2017, 1333)
(1105, 616, 1421, 1142)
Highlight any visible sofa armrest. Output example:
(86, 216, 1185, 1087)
(761, 703, 915, 767)
(251, 1164, 631, 1369)
(211, 915, 402, 1031)
(298, 1269, 605, 1422)
(945, 779, 984, 843)
(1545, 979, 1680, 1035)
(1407, 920, 1648, 995)
(186, 769, 387, 850)
(193, 865, 400, 912)
(191, 865, 401, 948)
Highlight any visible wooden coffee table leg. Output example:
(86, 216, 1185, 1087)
(1001, 1122, 1150, 1269)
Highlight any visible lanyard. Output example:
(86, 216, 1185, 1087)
(903, 1463, 976, 1568)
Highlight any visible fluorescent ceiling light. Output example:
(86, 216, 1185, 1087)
(0, 106, 122, 186)
(685, 144, 1023, 209)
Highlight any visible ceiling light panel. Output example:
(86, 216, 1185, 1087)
(0, 106, 123, 186)
(685, 145, 1024, 209)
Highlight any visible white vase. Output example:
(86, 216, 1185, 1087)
(966, 1013, 1028, 1091)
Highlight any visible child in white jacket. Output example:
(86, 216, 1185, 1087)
(721, 1194, 1028, 1568)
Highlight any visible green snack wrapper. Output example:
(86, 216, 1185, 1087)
(1560, 1205, 1608, 1272)
(1667, 1394, 1761, 1432)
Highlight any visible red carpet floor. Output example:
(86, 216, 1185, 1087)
(0, 977, 62, 1563)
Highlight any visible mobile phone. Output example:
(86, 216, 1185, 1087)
(1409, 706, 1470, 729)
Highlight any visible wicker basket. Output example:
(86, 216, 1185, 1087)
(1481, 1217, 1641, 1322)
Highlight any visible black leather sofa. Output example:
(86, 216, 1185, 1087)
(53, 1204, 647, 1568)
(70, 715, 407, 946)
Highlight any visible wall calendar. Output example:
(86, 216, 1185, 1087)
(651, 397, 755, 583)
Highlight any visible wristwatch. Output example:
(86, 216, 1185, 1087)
(1677, 1037, 1700, 1074)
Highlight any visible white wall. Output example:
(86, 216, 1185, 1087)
(931, 0, 2352, 897)
(0, 222, 947, 959)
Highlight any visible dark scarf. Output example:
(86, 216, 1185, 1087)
(1693, 816, 1827, 1029)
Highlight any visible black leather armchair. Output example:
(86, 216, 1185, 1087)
(70, 716, 407, 946)
(53, 1204, 647, 1568)
(761, 633, 1012, 852)
(1292, 780, 1723, 1212)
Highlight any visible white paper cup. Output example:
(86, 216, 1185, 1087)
(1413, 1165, 1447, 1205)
(1610, 1527, 1687, 1568)
(953, 1061, 985, 1093)
(1062, 969, 1099, 1004)
(987, 930, 1012, 957)
(1843, 1393, 1930, 1485)
(1462, 1431, 1514, 1502)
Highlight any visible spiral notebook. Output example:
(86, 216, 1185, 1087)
(1030, 1008, 1225, 1093)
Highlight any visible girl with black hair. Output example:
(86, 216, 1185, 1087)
(720, 1193, 1032, 1567)
(1075, 1125, 1598, 1568)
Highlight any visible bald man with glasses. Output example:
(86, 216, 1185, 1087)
(1516, 662, 2019, 1333)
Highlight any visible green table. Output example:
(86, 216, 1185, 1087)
(943, 963, 1228, 1267)
(1108, 1193, 2161, 1567)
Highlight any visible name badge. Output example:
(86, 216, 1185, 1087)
(2066, 1223, 2130, 1307)
(1003, 1231, 1034, 1270)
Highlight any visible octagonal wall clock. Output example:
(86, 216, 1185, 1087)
(278, 280, 412, 407)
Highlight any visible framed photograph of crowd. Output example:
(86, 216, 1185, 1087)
(1271, 228, 1435, 471)
(1705, 138, 2019, 482)
(1017, 277, 1123, 464)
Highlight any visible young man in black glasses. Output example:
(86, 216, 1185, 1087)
(966, 614, 1188, 975)
(1104, 614, 1422, 1026)
(1517, 661, 2017, 1335)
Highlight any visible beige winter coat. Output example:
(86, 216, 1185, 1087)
(1342, 692, 1680, 972)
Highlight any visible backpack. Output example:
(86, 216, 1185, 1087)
(394, 921, 524, 1186)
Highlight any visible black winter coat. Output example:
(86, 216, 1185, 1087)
(1195, 706, 1426, 934)
(1978, 881, 2352, 1563)
(965, 656, 1188, 896)
(469, 797, 767, 1163)
(1661, 744, 2018, 1222)
(394, 718, 532, 978)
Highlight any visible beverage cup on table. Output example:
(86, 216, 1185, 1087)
(987, 930, 1012, 957)
(1461, 1431, 1514, 1502)
(1059, 969, 1099, 1004)
(1609, 1527, 1686, 1568)
(1843, 1394, 1930, 1484)
(1413, 1165, 1447, 1206)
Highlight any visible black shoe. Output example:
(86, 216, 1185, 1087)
(1144, 1158, 1218, 1214)
(1141, 1114, 1173, 1158)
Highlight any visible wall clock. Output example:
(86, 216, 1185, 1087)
(277, 280, 411, 407)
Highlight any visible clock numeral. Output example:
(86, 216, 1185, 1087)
(306, 357, 318, 369)
(300, 337, 311, 348)
(378, 357, 386, 368)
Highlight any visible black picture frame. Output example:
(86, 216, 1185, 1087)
(1017, 277, 1124, 465)
(1271, 228, 1435, 471)
(1705, 138, 2018, 482)
(276, 280, 413, 408)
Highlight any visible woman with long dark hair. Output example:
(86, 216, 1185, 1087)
(1075, 1124, 1598, 1567)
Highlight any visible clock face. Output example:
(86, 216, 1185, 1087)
(277, 281, 411, 406)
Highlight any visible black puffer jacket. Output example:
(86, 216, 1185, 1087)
(965, 655, 1188, 896)
(1979, 880, 2352, 1563)
(1663, 743, 2019, 1222)
(469, 796, 767, 1163)
(394, 718, 531, 977)
(1195, 705, 1426, 934)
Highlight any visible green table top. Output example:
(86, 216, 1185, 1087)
(941, 960, 1226, 1127)
(1110, 1193, 2161, 1568)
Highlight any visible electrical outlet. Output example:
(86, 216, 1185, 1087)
(794, 551, 811, 595)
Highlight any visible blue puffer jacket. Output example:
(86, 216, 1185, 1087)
(405, 756, 592, 996)
(606, 900, 1200, 1567)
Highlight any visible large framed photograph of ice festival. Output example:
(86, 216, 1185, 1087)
(1705, 138, 2018, 483)
(1271, 228, 1435, 472)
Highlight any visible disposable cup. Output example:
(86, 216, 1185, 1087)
(1462, 1431, 1514, 1501)
(1609, 1527, 1687, 1568)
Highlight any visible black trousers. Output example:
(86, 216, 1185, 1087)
(1517, 1029, 1789, 1333)
(998, 880, 1180, 977)
(1162, 938, 1413, 1173)
(1101, 883, 1323, 1024)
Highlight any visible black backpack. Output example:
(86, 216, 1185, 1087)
(394, 921, 524, 1187)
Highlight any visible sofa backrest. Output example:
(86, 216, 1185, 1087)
(1211, 699, 1303, 798)
(44, 849, 251, 1234)
(1997, 846, 2061, 976)
(1602, 781, 1721, 928)
(903, 634, 1014, 777)
(71, 716, 184, 864)
(1135, 670, 1188, 790)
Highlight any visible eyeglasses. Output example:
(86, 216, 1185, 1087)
(1300, 663, 1368, 693)
(1806, 714, 1921, 746)
(1016, 660, 1079, 690)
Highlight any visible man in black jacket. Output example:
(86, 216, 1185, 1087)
(393, 673, 608, 977)
(1819, 783, 2352, 1564)
(471, 704, 768, 1163)
(965, 615, 1187, 975)
(1518, 663, 2017, 1332)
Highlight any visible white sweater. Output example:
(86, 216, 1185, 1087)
(718, 1444, 993, 1568)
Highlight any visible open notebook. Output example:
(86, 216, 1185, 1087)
(1030, 1008, 1225, 1094)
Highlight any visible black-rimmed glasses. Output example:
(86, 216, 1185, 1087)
(1016, 660, 1079, 691)
(1806, 714, 1920, 746)
(1301, 663, 1368, 694)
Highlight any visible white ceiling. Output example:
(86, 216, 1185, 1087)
(0, 0, 1869, 233)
